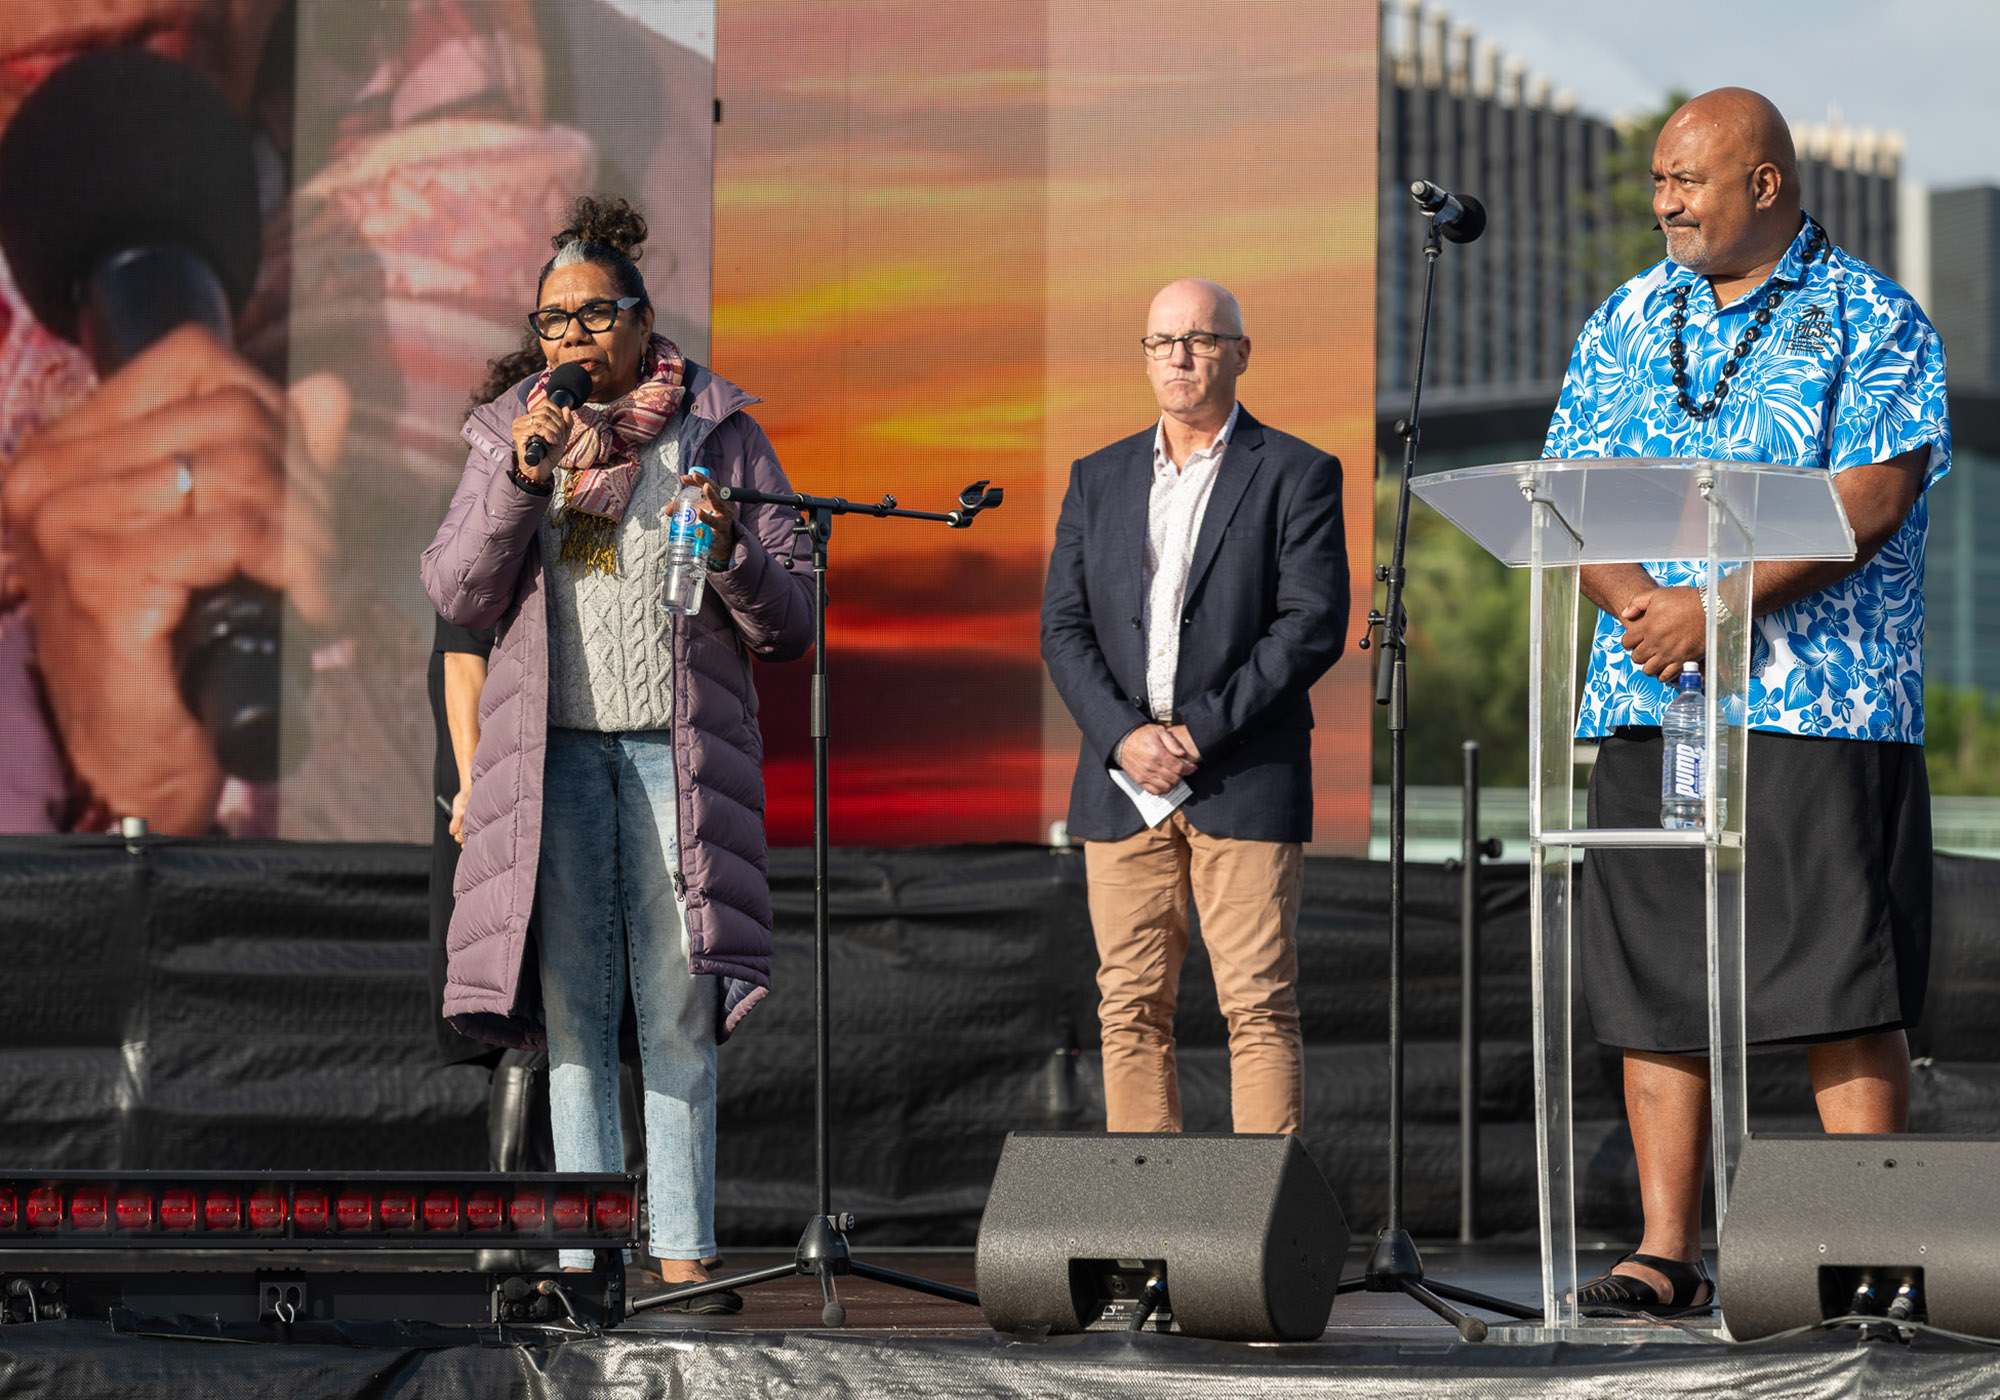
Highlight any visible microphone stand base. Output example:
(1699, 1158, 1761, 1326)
(1334, 1228, 1540, 1341)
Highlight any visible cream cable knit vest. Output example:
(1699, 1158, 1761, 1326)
(542, 430, 680, 732)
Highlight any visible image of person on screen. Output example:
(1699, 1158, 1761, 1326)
(0, 0, 341, 835)
(1041, 278, 1349, 1137)
(1552, 89, 1949, 1317)
(423, 198, 810, 1300)
(0, 0, 715, 840)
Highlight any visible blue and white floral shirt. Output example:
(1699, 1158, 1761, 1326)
(1547, 214, 1951, 743)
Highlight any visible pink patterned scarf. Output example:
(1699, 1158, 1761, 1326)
(528, 332, 686, 572)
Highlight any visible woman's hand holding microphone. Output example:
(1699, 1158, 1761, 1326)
(508, 402, 574, 486)
(507, 404, 734, 567)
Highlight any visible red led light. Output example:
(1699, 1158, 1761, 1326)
(422, 1192, 459, 1232)
(160, 1189, 197, 1231)
(204, 1191, 240, 1232)
(336, 1191, 373, 1231)
(553, 1190, 588, 1232)
(26, 1187, 59, 1231)
(294, 1189, 329, 1233)
(69, 1186, 108, 1231)
(594, 1190, 633, 1234)
(509, 1192, 544, 1232)
(380, 1191, 415, 1230)
(466, 1190, 502, 1232)
(116, 1189, 153, 1231)
(0, 1178, 629, 1247)
(248, 1189, 287, 1232)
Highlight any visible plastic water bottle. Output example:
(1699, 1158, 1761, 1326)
(1660, 663, 1726, 829)
(662, 466, 713, 617)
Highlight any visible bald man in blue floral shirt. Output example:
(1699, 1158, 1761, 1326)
(1546, 89, 1950, 1317)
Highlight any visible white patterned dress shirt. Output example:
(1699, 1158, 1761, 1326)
(1142, 400, 1240, 724)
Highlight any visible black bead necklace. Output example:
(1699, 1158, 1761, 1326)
(1668, 221, 1827, 419)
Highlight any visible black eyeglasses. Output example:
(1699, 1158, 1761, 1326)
(529, 296, 643, 340)
(1141, 331, 1245, 359)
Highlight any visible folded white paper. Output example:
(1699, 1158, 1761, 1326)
(1108, 766, 1191, 829)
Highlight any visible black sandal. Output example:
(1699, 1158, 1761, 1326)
(1575, 1251, 1715, 1318)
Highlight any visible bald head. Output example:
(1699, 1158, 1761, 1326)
(1143, 278, 1250, 438)
(1148, 278, 1244, 338)
(1652, 87, 1803, 284)
(1664, 88, 1799, 192)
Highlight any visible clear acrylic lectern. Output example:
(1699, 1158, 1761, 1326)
(1408, 458, 1855, 1335)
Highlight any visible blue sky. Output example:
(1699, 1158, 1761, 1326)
(1421, 0, 1999, 189)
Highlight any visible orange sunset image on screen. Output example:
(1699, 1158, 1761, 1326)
(712, 0, 1378, 849)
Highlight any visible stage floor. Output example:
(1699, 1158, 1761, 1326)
(4, 1244, 1999, 1399)
(625, 1243, 1667, 1341)
(606, 1245, 1994, 1398)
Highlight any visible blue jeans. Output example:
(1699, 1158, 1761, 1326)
(538, 727, 717, 1266)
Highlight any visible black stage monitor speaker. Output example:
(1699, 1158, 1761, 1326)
(1721, 1134, 2000, 1340)
(975, 1131, 1349, 1342)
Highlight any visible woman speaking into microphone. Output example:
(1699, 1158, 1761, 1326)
(422, 197, 811, 1302)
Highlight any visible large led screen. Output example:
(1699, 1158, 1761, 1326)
(0, 0, 1377, 851)
(718, 1, 1380, 851)
(0, 0, 715, 838)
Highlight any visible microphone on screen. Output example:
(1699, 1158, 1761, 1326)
(0, 47, 304, 784)
(525, 362, 595, 467)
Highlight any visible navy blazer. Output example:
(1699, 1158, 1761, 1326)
(1041, 407, 1349, 843)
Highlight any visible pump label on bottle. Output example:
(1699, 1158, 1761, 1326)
(1671, 742, 1703, 799)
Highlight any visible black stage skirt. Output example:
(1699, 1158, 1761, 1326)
(1578, 727, 1931, 1055)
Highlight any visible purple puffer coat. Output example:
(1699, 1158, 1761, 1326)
(421, 363, 812, 1045)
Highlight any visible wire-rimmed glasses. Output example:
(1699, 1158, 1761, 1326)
(1140, 331, 1245, 359)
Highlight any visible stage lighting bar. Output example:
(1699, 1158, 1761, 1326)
(0, 1172, 636, 1250)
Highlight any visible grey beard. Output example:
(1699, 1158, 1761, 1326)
(1664, 225, 1710, 270)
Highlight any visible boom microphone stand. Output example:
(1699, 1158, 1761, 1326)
(1342, 183, 1539, 1342)
(628, 479, 1003, 1325)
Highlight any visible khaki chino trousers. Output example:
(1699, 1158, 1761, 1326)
(1084, 809, 1306, 1136)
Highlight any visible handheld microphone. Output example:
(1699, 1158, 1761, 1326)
(0, 49, 301, 783)
(1409, 180, 1487, 243)
(525, 362, 595, 466)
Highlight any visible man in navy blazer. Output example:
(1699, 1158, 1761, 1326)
(1041, 278, 1349, 1136)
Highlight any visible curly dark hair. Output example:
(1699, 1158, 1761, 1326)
(466, 195, 653, 415)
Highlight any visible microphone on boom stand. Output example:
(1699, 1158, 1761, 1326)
(1409, 180, 1488, 243)
(626, 478, 998, 1326)
(1348, 178, 1539, 1340)
(948, 479, 1003, 526)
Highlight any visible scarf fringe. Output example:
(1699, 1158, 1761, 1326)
(555, 511, 621, 576)
(528, 333, 688, 578)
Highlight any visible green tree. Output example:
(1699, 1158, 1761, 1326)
(1578, 89, 1690, 298)
(1923, 685, 2000, 796)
